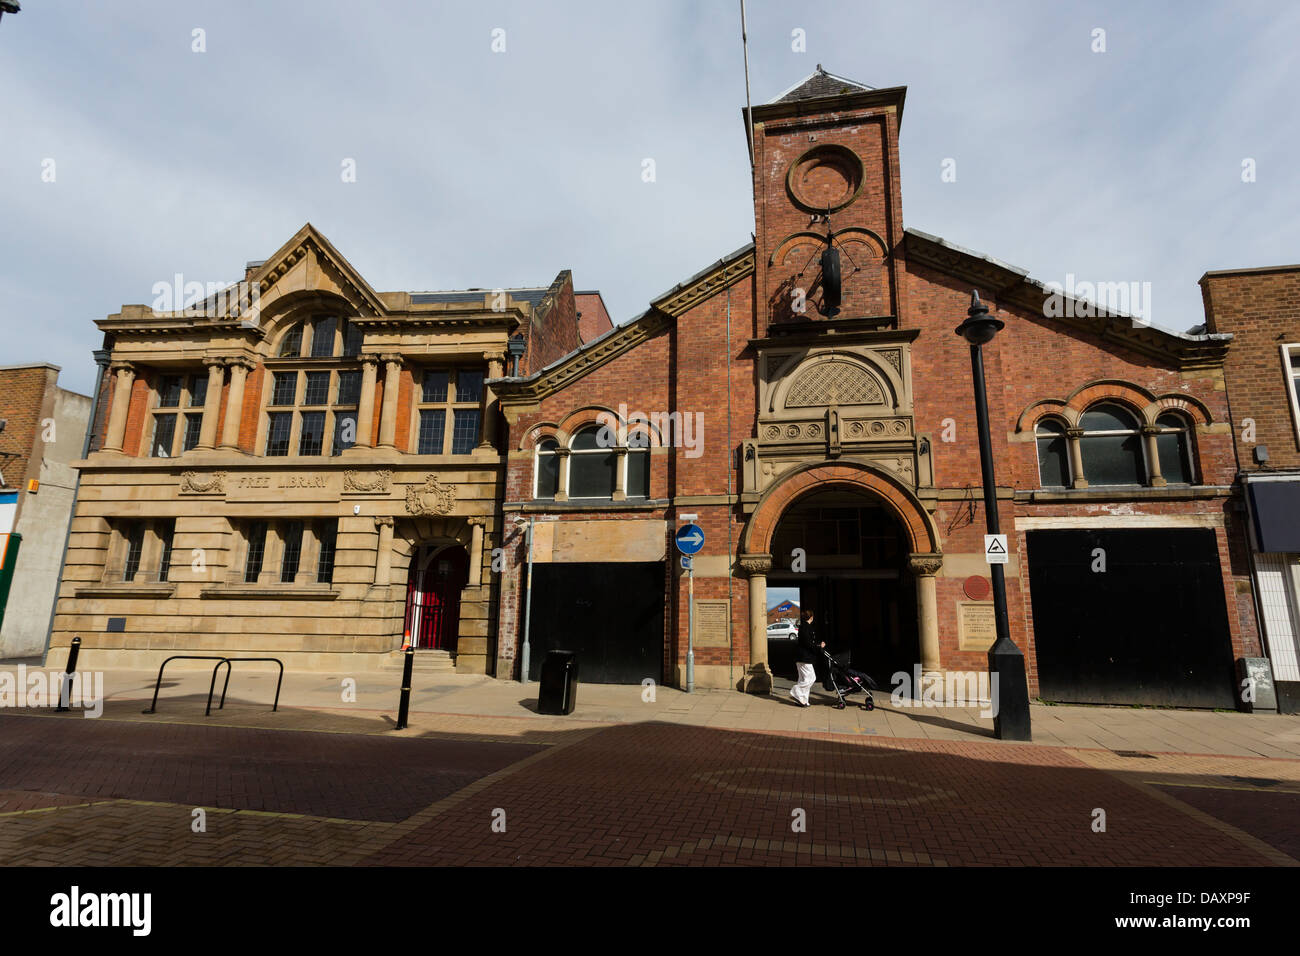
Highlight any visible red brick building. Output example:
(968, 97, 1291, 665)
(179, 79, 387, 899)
(491, 68, 1261, 707)
(1199, 264, 1300, 711)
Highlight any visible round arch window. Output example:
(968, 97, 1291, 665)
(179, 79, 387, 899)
(1034, 418, 1071, 488)
(1153, 412, 1192, 484)
(1079, 403, 1145, 485)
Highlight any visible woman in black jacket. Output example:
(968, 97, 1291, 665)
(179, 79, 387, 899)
(790, 609, 824, 707)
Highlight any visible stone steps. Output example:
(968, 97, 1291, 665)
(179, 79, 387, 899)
(381, 650, 457, 673)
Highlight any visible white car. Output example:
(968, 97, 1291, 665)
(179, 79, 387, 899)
(766, 620, 798, 641)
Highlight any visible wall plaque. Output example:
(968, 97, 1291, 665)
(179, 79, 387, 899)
(693, 600, 731, 648)
(957, 601, 996, 651)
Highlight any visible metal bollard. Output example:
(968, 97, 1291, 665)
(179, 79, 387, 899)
(395, 643, 414, 730)
(55, 636, 81, 712)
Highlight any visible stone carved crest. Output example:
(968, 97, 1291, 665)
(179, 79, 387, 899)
(343, 469, 393, 494)
(405, 474, 457, 516)
(179, 471, 225, 494)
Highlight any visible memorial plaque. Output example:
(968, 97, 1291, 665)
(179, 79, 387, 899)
(957, 601, 996, 651)
(693, 600, 731, 648)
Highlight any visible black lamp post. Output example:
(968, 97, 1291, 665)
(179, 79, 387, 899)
(955, 290, 1031, 741)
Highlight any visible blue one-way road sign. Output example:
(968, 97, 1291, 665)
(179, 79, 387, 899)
(675, 523, 705, 555)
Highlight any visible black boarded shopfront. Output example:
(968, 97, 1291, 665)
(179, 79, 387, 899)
(1027, 528, 1236, 708)
(526, 562, 665, 684)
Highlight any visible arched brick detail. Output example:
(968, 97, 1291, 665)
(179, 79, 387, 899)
(519, 422, 562, 450)
(1067, 383, 1151, 419)
(743, 461, 939, 556)
(1149, 394, 1212, 426)
(552, 406, 669, 448)
(1016, 398, 1074, 433)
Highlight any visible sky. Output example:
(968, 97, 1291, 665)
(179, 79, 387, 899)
(2, 1, 1297, 397)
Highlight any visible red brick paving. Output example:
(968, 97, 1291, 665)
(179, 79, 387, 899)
(0, 713, 1293, 866)
(362, 723, 1287, 867)
(1152, 785, 1300, 863)
(0, 714, 544, 822)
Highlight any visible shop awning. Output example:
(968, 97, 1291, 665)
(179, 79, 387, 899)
(1247, 478, 1300, 553)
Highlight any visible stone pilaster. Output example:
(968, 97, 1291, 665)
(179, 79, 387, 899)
(908, 553, 944, 692)
(103, 362, 136, 453)
(197, 358, 226, 450)
(219, 358, 254, 451)
(739, 553, 773, 694)
(377, 354, 403, 449)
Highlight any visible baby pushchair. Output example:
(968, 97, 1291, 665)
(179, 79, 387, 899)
(821, 648, 878, 710)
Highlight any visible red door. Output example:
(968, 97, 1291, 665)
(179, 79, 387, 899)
(403, 546, 468, 651)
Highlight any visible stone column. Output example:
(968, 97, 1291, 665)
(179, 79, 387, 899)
(377, 354, 403, 449)
(612, 447, 628, 501)
(374, 516, 394, 587)
(103, 362, 136, 453)
(467, 517, 485, 587)
(354, 353, 379, 449)
(296, 524, 319, 585)
(478, 352, 504, 450)
(260, 523, 283, 585)
(740, 554, 773, 694)
(554, 448, 571, 501)
(197, 358, 226, 450)
(1141, 424, 1166, 486)
(1065, 428, 1088, 489)
(908, 553, 944, 693)
(219, 358, 252, 451)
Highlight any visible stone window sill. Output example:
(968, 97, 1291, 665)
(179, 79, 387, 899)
(506, 498, 668, 513)
(199, 585, 341, 600)
(75, 583, 178, 599)
(1016, 485, 1232, 503)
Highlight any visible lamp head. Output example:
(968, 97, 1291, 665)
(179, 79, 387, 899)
(955, 289, 1004, 346)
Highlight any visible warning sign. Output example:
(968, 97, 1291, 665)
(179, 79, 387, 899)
(984, 534, 1008, 565)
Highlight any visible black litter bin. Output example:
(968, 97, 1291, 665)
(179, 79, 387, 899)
(538, 650, 579, 715)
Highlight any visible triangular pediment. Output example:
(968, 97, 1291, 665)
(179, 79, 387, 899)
(243, 222, 388, 321)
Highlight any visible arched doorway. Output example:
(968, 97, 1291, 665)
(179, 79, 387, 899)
(738, 460, 943, 695)
(767, 488, 919, 685)
(403, 544, 469, 651)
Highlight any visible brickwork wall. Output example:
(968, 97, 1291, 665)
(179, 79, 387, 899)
(1201, 267, 1300, 469)
(0, 366, 56, 497)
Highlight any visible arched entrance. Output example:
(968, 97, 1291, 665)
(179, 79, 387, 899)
(766, 488, 919, 684)
(403, 544, 469, 651)
(739, 461, 943, 695)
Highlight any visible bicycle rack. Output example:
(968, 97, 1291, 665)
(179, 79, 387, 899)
(217, 657, 285, 713)
(145, 656, 231, 716)
(145, 655, 284, 716)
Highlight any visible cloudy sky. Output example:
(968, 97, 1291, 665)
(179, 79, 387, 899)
(2, 1, 1297, 396)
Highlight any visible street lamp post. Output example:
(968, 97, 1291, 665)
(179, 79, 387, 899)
(955, 291, 1032, 741)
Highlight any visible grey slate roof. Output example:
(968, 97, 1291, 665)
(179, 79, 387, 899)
(771, 66, 874, 103)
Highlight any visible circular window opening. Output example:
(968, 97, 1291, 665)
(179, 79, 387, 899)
(786, 144, 865, 214)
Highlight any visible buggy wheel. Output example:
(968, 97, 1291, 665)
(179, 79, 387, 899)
(862, 700, 874, 711)
(834, 701, 845, 710)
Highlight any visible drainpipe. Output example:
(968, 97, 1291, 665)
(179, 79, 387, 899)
(520, 515, 535, 683)
(41, 346, 111, 663)
(726, 287, 734, 687)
